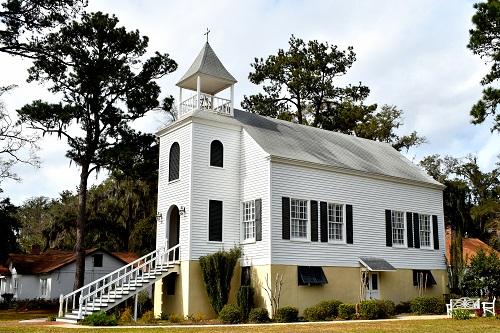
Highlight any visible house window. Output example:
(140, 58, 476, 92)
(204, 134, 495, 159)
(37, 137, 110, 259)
(169, 142, 180, 181)
(209, 200, 223, 242)
(242, 200, 255, 241)
(210, 140, 223, 167)
(412, 270, 437, 287)
(93, 254, 103, 267)
(13, 278, 19, 297)
(328, 203, 344, 242)
(40, 278, 48, 298)
(419, 214, 432, 248)
(392, 211, 405, 246)
(291, 199, 308, 239)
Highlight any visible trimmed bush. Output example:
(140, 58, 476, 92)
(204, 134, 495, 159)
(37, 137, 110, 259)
(409, 296, 446, 315)
(303, 305, 326, 322)
(452, 309, 471, 320)
(317, 299, 343, 319)
(359, 300, 380, 319)
(219, 304, 243, 324)
(249, 307, 270, 323)
(118, 307, 134, 324)
(236, 285, 254, 320)
(395, 301, 411, 314)
(378, 300, 396, 318)
(338, 303, 356, 320)
(275, 306, 299, 323)
(79, 312, 117, 326)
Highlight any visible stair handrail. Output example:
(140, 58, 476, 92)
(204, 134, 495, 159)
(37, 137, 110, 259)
(78, 244, 180, 318)
(58, 244, 180, 319)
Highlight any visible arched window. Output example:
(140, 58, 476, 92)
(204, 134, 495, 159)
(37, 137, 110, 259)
(169, 142, 180, 181)
(210, 140, 223, 167)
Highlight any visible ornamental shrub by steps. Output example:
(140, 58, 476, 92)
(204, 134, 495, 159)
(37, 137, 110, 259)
(79, 312, 117, 326)
(275, 306, 298, 322)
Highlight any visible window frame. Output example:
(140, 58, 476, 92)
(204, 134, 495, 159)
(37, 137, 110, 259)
(40, 278, 48, 298)
(208, 199, 223, 242)
(391, 210, 406, 247)
(168, 142, 180, 182)
(13, 278, 19, 298)
(93, 253, 103, 268)
(419, 214, 432, 248)
(242, 200, 256, 243)
(290, 198, 309, 241)
(209, 140, 224, 168)
(327, 202, 345, 243)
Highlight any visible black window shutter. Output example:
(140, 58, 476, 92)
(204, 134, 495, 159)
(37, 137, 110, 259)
(346, 204, 353, 244)
(209, 200, 223, 242)
(210, 140, 223, 167)
(168, 142, 180, 181)
(255, 199, 262, 241)
(282, 197, 290, 240)
(310, 201, 318, 242)
(413, 213, 420, 249)
(432, 215, 439, 250)
(406, 212, 413, 248)
(385, 210, 392, 247)
(320, 202, 328, 242)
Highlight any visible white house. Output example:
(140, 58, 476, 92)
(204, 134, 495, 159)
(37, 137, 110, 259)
(153, 41, 448, 318)
(0, 247, 138, 300)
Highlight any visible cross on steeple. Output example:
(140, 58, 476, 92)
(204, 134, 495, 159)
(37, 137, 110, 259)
(204, 28, 210, 43)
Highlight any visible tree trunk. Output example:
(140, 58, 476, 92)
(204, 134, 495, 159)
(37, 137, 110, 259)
(73, 163, 89, 292)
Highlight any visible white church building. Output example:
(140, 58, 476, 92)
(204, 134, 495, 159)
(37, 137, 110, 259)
(153, 41, 448, 318)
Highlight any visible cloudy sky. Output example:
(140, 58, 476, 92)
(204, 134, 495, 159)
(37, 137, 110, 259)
(1, 0, 499, 205)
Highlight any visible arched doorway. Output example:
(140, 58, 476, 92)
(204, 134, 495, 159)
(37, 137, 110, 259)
(168, 206, 180, 260)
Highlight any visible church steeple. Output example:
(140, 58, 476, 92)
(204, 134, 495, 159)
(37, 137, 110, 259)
(177, 40, 237, 117)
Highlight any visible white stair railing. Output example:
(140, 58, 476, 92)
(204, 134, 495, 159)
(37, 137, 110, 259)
(58, 244, 180, 320)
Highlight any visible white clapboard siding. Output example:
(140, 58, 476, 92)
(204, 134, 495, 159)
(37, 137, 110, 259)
(157, 123, 193, 261)
(270, 162, 446, 270)
(189, 121, 242, 259)
(240, 130, 271, 265)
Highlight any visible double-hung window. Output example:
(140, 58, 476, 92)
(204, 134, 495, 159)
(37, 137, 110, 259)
(391, 211, 405, 246)
(242, 200, 255, 241)
(419, 214, 432, 248)
(291, 199, 308, 239)
(40, 278, 48, 298)
(13, 278, 19, 298)
(328, 203, 344, 242)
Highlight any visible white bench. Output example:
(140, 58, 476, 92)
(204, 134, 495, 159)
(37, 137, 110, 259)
(446, 297, 480, 318)
(482, 297, 496, 317)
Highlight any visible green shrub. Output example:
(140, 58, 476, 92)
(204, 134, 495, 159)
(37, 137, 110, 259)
(140, 310, 157, 324)
(249, 307, 270, 323)
(218, 304, 243, 324)
(79, 312, 117, 326)
(303, 305, 326, 321)
(186, 312, 205, 322)
(338, 303, 356, 320)
(46, 315, 56, 321)
(395, 301, 411, 314)
(1, 293, 14, 303)
(236, 285, 254, 320)
(275, 306, 298, 323)
(378, 300, 396, 318)
(409, 296, 446, 315)
(452, 309, 471, 320)
(359, 300, 380, 319)
(159, 312, 169, 321)
(316, 299, 343, 319)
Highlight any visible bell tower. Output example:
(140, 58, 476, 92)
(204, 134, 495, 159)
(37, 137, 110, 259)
(176, 34, 237, 117)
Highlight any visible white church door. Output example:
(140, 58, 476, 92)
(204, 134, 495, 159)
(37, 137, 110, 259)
(364, 273, 380, 300)
(168, 206, 180, 260)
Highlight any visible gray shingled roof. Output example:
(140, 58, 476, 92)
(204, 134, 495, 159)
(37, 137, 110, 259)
(359, 257, 396, 271)
(161, 109, 443, 188)
(177, 42, 237, 95)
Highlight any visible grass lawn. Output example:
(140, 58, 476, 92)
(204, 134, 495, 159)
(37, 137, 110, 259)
(0, 311, 499, 333)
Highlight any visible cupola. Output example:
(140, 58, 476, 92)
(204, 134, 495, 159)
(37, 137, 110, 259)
(177, 38, 237, 117)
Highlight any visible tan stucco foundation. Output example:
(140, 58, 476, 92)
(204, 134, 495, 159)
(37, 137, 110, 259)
(154, 261, 448, 318)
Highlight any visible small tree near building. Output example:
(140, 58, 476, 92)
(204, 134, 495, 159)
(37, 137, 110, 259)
(463, 248, 500, 301)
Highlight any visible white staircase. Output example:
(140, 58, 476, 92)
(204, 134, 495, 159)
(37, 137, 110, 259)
(56, 245, 180, 324)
